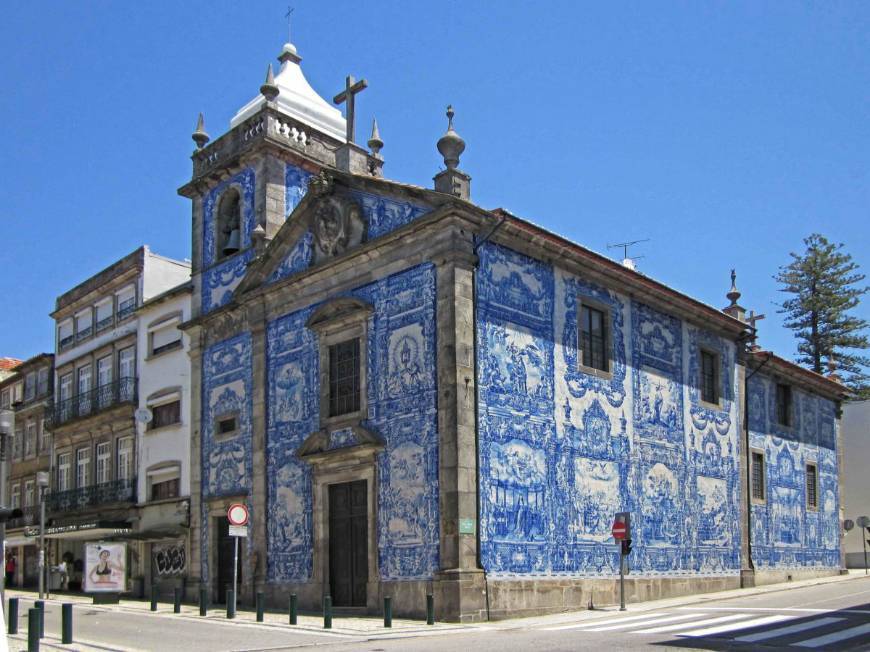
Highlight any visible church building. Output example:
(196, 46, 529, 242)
(178, 38, 848, 621)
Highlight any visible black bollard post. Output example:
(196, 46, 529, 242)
(226, 589, 236, 619)
(256, 591, 264, 622)
(8, 597, 19, 634)
(34, 600, 44, 638)
(62, 603, 73, 644)
(289, 593, 297, 625)
(174, 587, 182, 613)
(384, 596, 392, 628)
(27, 608, 40, 652)
(426, 593, 434, 625)
(323, 595, 332, 629)
(151, 584, 158, 611)
(200, 587, 208, 616)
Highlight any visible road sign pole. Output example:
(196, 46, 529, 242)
(232, 536, 239, 610)
(864, 531, 868, 576)
(619, 548, 626, 611)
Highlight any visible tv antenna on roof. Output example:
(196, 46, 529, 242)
(607, 238, 649, 270)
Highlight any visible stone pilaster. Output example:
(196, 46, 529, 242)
(735, 362, 755, 587)
(248, 298, 269, 597)
(263, 154, 287, 239)
(836, 403, 847, 571)
(186, 324, 204, 600)
(432, 230, 487, 622)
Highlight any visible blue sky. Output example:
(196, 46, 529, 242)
(1, 1, 868, 364)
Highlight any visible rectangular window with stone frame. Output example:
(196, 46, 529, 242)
(700, 349, 720, 406)
(578, 301, 611, 374)
(751, 449, 766, 503)
(329, 338, 361, 417)
(775, 382, 792, 427)
(806, 462, 819, 510)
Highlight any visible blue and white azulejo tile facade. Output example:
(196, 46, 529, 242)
(476, 241, 743, 578)
(264, 263, 440, 583)
(200, 332, 254, 583)
(748, 373, 840, 568)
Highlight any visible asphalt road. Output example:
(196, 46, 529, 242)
(7, 577, 870, 651)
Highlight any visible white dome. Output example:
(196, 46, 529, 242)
(230, 43, 346, 142)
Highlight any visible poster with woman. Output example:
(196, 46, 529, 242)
(84, 542, 127, 593)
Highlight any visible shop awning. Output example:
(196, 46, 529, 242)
(25, 521, 133, 540)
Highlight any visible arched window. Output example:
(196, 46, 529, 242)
(216, 188, 242, 260)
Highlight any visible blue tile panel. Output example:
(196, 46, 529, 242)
(268, 166, 431, 285)
(200, 332, 254, 583)
(748, 372, 840, 568)
(477, 242, 742, 578)
(201, 168, 256, 314)
(264, 263, 439, 582)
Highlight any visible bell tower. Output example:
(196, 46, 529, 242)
(178, 38, 383, 319)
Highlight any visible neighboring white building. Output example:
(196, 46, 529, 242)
(842, 399, 870, 568)
(135, 280, 193, 593)
(47, 246, 190, 591)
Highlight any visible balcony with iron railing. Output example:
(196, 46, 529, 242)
(50, 377, 137, 427)
(45, 477, 136, 513)
(6, 504, 38, 529)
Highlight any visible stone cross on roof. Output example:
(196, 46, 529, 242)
(333, 75, 368, 144)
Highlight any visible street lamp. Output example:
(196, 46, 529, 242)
(37, 470, 49, 599)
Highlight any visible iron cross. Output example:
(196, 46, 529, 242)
(333, 75, 368, 144)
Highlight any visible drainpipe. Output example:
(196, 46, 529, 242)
(743, 351, 772, 580)
(470, 214, 506, 622)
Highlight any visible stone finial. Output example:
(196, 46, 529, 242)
(251, 223, 267, 253)
(367, 118, 384, 159)
(192, 113, 210, 149)
(727, 269, 741, 306)
(722, 268, 747, 322)
(260, 63, 280, 102)
(278, 41, 302, 65)
(437, 105, 465, 170)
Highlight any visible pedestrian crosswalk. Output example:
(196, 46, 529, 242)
(542, 608, 869, 648)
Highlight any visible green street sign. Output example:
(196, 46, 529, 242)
(459, 518, 475, 535)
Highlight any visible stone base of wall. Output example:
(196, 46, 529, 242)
(482, 575, 741, 621)
(753, 567, 841, 586)
(845, 552, 869, 569)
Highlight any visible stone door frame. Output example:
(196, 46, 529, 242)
(310, 451, 380, 610)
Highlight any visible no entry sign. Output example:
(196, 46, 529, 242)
(227, 503, 249, 526)
(612, 520, 627, 540)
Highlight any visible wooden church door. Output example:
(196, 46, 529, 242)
(328, 480, 368, 607)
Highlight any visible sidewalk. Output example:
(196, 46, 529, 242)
(4, 588, 467, 637)
(5, 570, 866, 649)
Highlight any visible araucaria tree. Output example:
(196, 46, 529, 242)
(775, 234, 869, 399)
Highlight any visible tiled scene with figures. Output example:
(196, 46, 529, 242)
(173, 34, 852, 623)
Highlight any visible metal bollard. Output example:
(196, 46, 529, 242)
(174, 587, 182, 613)
(289, 593, 297, 625)
(200, 587, 208, 616)
(34, 600, 44, 638)
(323, 595, 332, 629)
(256, 591, 264, 622)
(384, 596, 392, 628)
(226, 589, 236, 619)
(62, 603, 73, 644)
(8, 597, 19, 634)
(151, 584, 158, 611)
(426, 593, 434, 625)
(27, 608, 40, 652)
